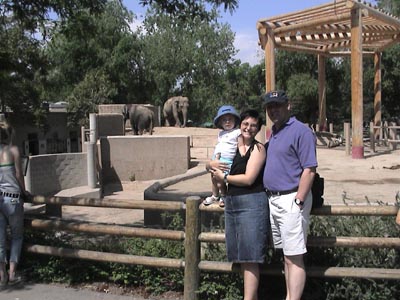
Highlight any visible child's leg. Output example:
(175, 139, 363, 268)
(203, 175, 220, 205)
(211, 175, 220, 197)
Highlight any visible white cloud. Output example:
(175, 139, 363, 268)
(233, 31, 264, 66)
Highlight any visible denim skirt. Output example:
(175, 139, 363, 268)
(224, 191, 269, 263)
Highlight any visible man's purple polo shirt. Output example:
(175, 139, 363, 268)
(263, 116, 317, 191)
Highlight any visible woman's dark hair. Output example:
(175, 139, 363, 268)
(240, 109, 264, 131)
(0, 120, 12, 144)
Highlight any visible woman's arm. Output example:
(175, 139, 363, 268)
(211, 144, 266, 187)
(205, 159, 229, 173)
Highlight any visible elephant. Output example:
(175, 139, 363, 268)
(163, 96, 189, 127)
(123, 104, 154, 135)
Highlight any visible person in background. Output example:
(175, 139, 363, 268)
(210, 109, 268, 300)
(203, 105, 244, 208)
(0, 117, 26, 287)
(262, 91, 317, 300)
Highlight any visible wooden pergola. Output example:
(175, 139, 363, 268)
(257, 0, 400, 158)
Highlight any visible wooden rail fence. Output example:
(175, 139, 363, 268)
(25, 196, 400, 300)
(369, 121, 400, 152)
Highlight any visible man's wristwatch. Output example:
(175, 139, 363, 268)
(294, 198, 304, 206)
(224, 173, 228, 183)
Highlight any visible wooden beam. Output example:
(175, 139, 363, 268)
(377, 34, 400, 51)
(327, 51, 375, 56)
(276, 43, 327, 55)
(349, 0, 400, 28)
(351, 7, 364, 159)
(272, 12, 352, 35)
(374, 52, 382, 140)
(318, 55, 327, 131)
(265, 27, 275, 140)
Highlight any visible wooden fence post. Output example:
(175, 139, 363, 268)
(184, 196, 201, 300)
(370, 121, 375, 153)
(344, 122, 351, 156)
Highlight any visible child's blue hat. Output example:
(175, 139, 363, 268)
(213, 105, 240, 129)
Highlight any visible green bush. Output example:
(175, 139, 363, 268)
(21, 213, 399, 299)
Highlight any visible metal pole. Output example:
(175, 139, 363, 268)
(87, 113, 97, 188)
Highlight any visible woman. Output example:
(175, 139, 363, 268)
(0, 118, 26, 286)
(208, 109, 268, 300)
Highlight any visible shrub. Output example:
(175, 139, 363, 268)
(21, 213, 399, 299)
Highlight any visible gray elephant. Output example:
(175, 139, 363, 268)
(123, 104, 154, 135)
(163, 96, 189, 127)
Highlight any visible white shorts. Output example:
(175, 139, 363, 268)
(268, 191, 312, 256)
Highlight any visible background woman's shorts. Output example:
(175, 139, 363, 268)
(224, 191, 269, 263)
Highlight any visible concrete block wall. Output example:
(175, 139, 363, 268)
(97, 114, 125, 137)
(25, 153, 88, 196)
(100, 135, 190, 182)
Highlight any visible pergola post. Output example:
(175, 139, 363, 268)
(350, 7, 364, 159)
(318, 55, 327, 131)
(374, 52, 382, 140)
(265, 27, 276, 140)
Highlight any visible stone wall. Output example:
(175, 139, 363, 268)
(25, 153, 88, 196)
(100, 135, 190, 182)
(97, 114, 125, 137)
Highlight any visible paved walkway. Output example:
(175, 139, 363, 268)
(0, 283, 148, 300)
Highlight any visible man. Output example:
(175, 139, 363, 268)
(262, 90, 317, 300)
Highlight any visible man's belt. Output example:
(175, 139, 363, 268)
(265, 187, 298, 197)
(0, 191, 20, 199)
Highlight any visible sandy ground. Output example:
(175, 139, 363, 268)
(61, 126, 400, 225)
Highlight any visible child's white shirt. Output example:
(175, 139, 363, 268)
(213, 128, 241, 160)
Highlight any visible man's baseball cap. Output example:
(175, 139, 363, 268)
(262, 90, 289, 105)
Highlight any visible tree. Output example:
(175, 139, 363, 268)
(0, 0, 108, 35)
(141, 4, 237, 123)
(286, 73, 318, 125)
(139, 0, 238, 18)
(0, 13, 46, 121)
(44, 1, 146, 125)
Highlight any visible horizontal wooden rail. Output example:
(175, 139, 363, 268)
(25, 244, 185, 269)
(198, 261, 400, 280)
(199, 232, 400, 248)
(23, 196, 400, 300)
(30, 195, 185, 211)
(25, 218, 185, 241)
(201, 204, 398, 216)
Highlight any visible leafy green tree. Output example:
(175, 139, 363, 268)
(377, 0, 400, 16)
(139, 0, 238, 19)
(141, 4, 237, 123)
(286, 73, 318, 125)
(44, 1, 146, 125)
(67, 70, 116, 127)
(0, 13, 46, 121)
(0, 0, 108, 34)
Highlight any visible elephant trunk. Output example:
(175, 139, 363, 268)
(181, 106, 188, 128)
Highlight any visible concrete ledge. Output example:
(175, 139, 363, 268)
(55, 186, 102, 199)
(144, 165, 208, 201)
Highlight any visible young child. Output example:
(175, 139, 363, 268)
(203, 105, 244, 207)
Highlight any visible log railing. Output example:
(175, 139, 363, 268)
(25, 196, 400, 300)
(369, 121, 400, 152)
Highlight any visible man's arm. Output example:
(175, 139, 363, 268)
(295, 167, 316, 202)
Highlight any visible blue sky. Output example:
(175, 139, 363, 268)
(123, 0, 377, 65)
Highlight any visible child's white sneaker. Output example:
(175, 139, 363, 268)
(203, 195, 219, 205)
